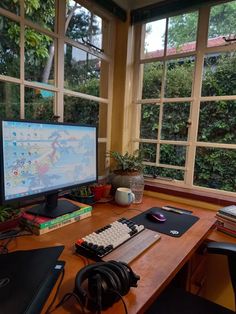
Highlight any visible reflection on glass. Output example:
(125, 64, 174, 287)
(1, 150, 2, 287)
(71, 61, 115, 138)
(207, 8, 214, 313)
(142, 62, 164, 99)
(167, 11, 198, 55)
(144, 165, 184, 180)
(64, 44, 103, 97)
(0, 15, 20, 78)
(202, 53, 236, 96)
(140, 103, 159, 139)
(198, 101, 236, 144)
(25, 87, 54, 120)
(165, 57, 195, 97)
(208, 1, 236, 47)
(25, 0, 55, 31)
(24, 27, 54, 84)
(0, 81, 20, 119)
(161, 102, 190, 141)
(194, 147, 236, 192)
(66, 1, 102, 50)
(160, 144, 186, 166)
(139, 143, 157, 163)
(143, 19, 166, 58)
(0, 0, 19, 14)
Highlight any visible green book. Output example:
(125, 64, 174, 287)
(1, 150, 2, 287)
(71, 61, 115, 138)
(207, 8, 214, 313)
(21, 204, 92, 229)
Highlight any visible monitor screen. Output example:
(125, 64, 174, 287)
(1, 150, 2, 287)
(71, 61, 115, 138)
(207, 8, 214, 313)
(0, 119, 98, 217)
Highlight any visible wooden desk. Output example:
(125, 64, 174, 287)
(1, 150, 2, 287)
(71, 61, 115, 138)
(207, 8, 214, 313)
(4, 196, 217, 314)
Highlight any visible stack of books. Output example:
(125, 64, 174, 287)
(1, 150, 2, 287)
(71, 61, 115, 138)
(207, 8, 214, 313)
(20, 204, 92, 235)
(215, 205, 236, 238)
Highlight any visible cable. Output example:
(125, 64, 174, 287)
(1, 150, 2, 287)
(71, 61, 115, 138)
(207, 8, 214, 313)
(46, 292, 86, 314)
(108, 289, 128, 314)
(45, 268, 65, 313)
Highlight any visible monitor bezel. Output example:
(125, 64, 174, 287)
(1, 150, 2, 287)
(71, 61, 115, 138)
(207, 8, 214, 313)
(0, 118, 98, 206)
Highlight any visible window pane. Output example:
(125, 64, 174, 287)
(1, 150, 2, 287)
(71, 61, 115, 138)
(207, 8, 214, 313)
(64, 95, 107, 137)
(0, 15, 20, 78)
(0, 1, 19, 14)
(194, 147, 236, 192)
(25, 27, 55, 85)
(140, 103, 159, 139)
(201, 53, 236, 96)
(198, 100, 236, 144)
(144, 165, 184, 180)
(142, 62, 164, 99)
(165, 57, 195, 97)
(208, 1, 236, 47)
(161, 102, 190, 141)
(160, 144, 186, 166)
(0, 81, 20, 119)
(139, 143, 156, 163)
(25, 0, 55, 31)
(25, 87, 54, 120)
(66, 1, 103, 51)
(167, 11, 198, 55)
(143, 19, 166, 58)
(64, 44, 106, 97)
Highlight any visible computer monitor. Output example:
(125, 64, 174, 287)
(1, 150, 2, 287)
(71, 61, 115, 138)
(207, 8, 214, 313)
(0, 119, 98, 218)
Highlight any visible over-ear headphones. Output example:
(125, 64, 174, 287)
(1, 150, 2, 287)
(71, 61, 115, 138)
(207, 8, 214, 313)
(74, 260, 140, 311)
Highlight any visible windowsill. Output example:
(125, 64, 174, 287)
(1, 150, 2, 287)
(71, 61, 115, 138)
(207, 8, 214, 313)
(144, 181, 236, 207)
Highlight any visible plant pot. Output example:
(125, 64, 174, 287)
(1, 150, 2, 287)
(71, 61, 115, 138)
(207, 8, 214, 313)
(91, 185, 105, 201)
(110, 171, 144, 193)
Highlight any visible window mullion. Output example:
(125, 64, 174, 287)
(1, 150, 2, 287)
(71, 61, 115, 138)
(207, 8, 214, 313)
(185, 7, 210, 187)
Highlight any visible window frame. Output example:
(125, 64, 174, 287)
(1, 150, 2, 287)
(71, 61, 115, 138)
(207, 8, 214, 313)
(132, 2, 236, 197)
(0, 0, 115, 177)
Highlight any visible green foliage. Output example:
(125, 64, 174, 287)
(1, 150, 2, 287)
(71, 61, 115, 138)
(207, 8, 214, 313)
(0, 206, 20, 223)
(110, 150, 144, 173)
(70, 185, 93, 197)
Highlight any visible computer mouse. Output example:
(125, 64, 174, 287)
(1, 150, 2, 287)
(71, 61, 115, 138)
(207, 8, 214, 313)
(146, 210, 166, 223)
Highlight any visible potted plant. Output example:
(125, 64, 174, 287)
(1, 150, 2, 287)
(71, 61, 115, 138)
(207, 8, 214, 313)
(0, 205, 21, 232)
(68, 186, 95, 205)
(109, 150, 145, 192)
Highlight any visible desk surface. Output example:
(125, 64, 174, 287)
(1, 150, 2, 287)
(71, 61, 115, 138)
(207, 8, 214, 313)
(4, 196, 217, 314)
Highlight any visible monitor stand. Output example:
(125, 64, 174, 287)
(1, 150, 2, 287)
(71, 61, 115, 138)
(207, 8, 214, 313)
(26, 192, 80, 218)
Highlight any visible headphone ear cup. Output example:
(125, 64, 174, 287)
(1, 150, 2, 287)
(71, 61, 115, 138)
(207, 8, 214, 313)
(119, 261, 140, 287)
(105, 261, 130, 295)
(88, 266, 119, 310)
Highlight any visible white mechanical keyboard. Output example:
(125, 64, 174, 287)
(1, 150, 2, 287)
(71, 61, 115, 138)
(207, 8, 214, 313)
(75, 217, 145, 260)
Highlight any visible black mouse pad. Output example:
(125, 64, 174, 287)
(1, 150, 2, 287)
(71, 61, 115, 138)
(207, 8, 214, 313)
(131, 207, 199, 237)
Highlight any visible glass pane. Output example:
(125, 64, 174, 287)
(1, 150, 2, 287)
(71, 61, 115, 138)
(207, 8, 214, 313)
(0, 15, 20, 77)
(143, 19, 166, 58)
(0, 0, 19, 14)
(142, 62, 164, 99)
(64, 44, 105, 97)
(161, 102, 190, 141)
(160, 144, 186, 166)
(167, 11, 198, 55)
(25, 87, 54, 120)
(0, 81, 20, 119)
(208, 1, 236, 47)
(165, 57, 195, 97)
(139, 143, 157, 163)
(194, 147, 236, 192)
(201, 53, 236, 96)
(25, 0, 55, 31)
(66, 1, 103, 51)
(64, 95, 106, 137)
(198, 100, 236, 144)
(144, 165, 184, 180)
(140, 103, 160, 139)
(25, 27, 55, 85)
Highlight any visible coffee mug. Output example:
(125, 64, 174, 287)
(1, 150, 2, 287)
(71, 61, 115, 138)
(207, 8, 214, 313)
(115, 187, 135, 206)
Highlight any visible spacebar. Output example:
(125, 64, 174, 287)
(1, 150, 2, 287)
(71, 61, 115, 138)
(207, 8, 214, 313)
(102, 229, 161, 264)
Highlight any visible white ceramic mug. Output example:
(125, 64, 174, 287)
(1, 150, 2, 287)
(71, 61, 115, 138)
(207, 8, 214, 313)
(115, 187, 135, 206)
